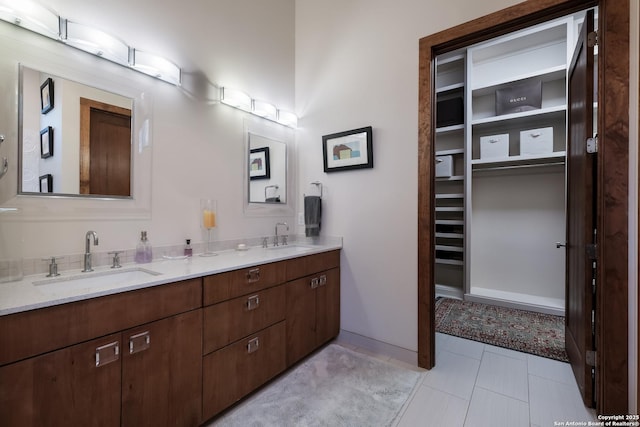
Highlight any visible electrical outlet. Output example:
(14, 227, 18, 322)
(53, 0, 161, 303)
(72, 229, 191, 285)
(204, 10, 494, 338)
(298, 212, 304, 225)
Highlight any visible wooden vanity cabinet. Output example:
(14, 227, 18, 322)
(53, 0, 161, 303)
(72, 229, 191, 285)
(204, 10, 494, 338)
(201, 261, 288, 421)
(285, 250, 340, 366)
(0, 278, 202, 427)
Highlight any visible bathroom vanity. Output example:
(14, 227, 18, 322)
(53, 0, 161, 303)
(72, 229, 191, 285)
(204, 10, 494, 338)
(0, 244, 341, 426)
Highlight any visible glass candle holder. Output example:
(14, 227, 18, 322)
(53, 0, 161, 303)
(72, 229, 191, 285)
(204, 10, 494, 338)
(200, 199, 217, 256)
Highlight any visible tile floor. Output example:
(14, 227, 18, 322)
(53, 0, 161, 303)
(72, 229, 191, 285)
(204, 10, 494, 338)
(390, 333, 597, 427)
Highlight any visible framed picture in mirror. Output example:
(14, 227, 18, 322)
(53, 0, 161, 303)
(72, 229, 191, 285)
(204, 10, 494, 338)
(40, 126, 53, 158)
(250, 147, 271, 180)
(40, 77, 54, 114)
(39, 174, 53, 193)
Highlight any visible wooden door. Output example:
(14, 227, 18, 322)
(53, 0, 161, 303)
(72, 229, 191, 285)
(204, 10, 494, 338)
(121, 310, 202, 427)
(285, 275, 318, 366)
(316, 267, 341, 346)
(0, 334, 121, 427)
(565, 9, 596, 408)
(79, 97, 131, 196)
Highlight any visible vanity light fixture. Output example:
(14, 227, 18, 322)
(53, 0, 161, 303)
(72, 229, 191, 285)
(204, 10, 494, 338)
(63, 20, 130, 67)
(221, 87, 298, 128)
(0, 0, 60, 39)
(132, 49, 181, 86)
(252, 99, 277, 121)
(277, 110, 298, 128)
(221, 87, 252, 112)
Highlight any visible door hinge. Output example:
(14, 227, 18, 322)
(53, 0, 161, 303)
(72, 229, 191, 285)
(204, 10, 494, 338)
(586, 243, 598, 260)
(587, 31, 598, 48)
(586, 136, 598, 153)
(586, 350, 597, 367)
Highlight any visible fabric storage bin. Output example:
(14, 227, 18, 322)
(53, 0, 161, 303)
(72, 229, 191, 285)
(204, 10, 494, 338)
(436, 97, 464, 128)
(480, 134, 509, 159)
(520, 127, 553, 155)
(435, 155, 453, 177)
(495, 80, 542, 115)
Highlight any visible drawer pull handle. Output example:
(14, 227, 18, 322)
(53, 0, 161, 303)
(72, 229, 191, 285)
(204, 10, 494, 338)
(436, 158, 443, 163)
(529, 133, 541, 138)
(246, 268, 261, 283)
(247, 337, 260, 354)
(246, 294, 260, 311)
(95, 341, 119, 367)
(319, 274, 327, 286)
(310, 277, 319, 289)
(129, 331, 151, 354)
(489, 139, 499, 143)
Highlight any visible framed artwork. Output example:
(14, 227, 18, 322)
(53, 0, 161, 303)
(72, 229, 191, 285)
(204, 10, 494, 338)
(249, 147, 271, 180)
(40, 77, 54, 114)
(322, 126, 373, 172)
(39, 174, 53, 193)
(40, 126, 53, 158)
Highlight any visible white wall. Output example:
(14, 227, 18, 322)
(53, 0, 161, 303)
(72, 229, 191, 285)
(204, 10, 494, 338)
(0, 1, 295, 263)
(295, 0, 522, 352)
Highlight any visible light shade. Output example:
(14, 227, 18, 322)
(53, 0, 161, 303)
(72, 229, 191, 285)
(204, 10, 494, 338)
(132, 49, 181, 85)
(64, 20, 130, 66)
(221, 87, 252, 112)
(252, 100, 277, 121)
(0, 0, 59, 39)
(277, 110, 298, 128)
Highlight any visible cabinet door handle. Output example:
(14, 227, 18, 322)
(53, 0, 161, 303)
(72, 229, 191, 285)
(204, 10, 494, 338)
(129, 331, 151, 354)
(95, 341, 119, 367)
(319, 274, 327, 286)
(246, 294, 260, 311)
(246, 268, 261, 283)
(247, 337, 260, 354)
(310, 277, 319, 289)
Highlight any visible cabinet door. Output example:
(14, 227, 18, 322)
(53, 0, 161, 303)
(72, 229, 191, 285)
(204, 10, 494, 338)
(316, 267, 340, 346)
(202, 321, 286, 420)
(121, 309, 202, 427)
(0, 333, 121, 427)
(285, 274, 319, 366)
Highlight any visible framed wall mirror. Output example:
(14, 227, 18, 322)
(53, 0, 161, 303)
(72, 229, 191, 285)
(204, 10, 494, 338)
(0, 20, 153, 221)
(20, 66, 134, 198)
(243, 118, 295, 217)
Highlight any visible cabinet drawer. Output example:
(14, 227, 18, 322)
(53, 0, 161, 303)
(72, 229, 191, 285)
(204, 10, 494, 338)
(202, 321, 286, 420)
(203, 261, 286, 305)
(203, 284, 286, 355)
(285, 250, 340, 281)
(0, 278, 202, 366)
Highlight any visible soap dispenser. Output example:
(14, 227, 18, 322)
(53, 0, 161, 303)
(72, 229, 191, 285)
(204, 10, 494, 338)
(135, 231, 153, 263)
(184, 239, 193, 257)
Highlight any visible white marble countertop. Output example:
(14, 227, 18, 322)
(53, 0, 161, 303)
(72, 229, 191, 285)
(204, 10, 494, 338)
(0, 240, 342, 317)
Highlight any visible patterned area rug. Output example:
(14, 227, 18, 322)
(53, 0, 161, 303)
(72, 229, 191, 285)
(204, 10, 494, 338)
(212, 344, 423, 426)
(436, 297, 568, 362)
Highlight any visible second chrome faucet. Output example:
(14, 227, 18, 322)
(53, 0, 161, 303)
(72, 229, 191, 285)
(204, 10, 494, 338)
(274, 222, 289, 246)
(82, 230, 99, 272)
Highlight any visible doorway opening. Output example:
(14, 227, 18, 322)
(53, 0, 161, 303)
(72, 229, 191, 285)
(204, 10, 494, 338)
(417, 0, 629, 415)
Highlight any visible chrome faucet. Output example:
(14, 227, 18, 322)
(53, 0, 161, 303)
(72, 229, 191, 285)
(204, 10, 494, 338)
(82, 230, 99, 272)
(274, 222, 289, 246)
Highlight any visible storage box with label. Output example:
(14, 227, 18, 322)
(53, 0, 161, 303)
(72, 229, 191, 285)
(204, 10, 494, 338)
(495, 80, 542, 116)
(480, 134, 509, 159)
(435, 155, 453, 178)
(520, 127, 554, 155)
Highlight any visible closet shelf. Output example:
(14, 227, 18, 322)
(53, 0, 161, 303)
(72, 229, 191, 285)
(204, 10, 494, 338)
(435, 148, 464, 156)
(435, 219, 464, 225)
(436, 124, 464, 134)
(435, 207, 464, 212)
(436, 245, 464, 252)
(471, 104, 566, 127)
(435, 259, 464, 266)
(436, 193, 464, 199)
(436, 232, 464, 239)
(471, 151, 565, 170)
(436, 82, 464, 94)
(436, 175, 464, 182)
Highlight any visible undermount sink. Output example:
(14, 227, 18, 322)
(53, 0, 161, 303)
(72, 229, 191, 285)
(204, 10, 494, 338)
(33, 267, 162, 294)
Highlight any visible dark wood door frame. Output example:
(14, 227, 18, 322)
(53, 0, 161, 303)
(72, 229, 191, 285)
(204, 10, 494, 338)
(417, 0, 629, 414)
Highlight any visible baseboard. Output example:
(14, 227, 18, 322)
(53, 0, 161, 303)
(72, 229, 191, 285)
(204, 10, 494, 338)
(465, 290, 565, 316)
(336, 330, 418, 366)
